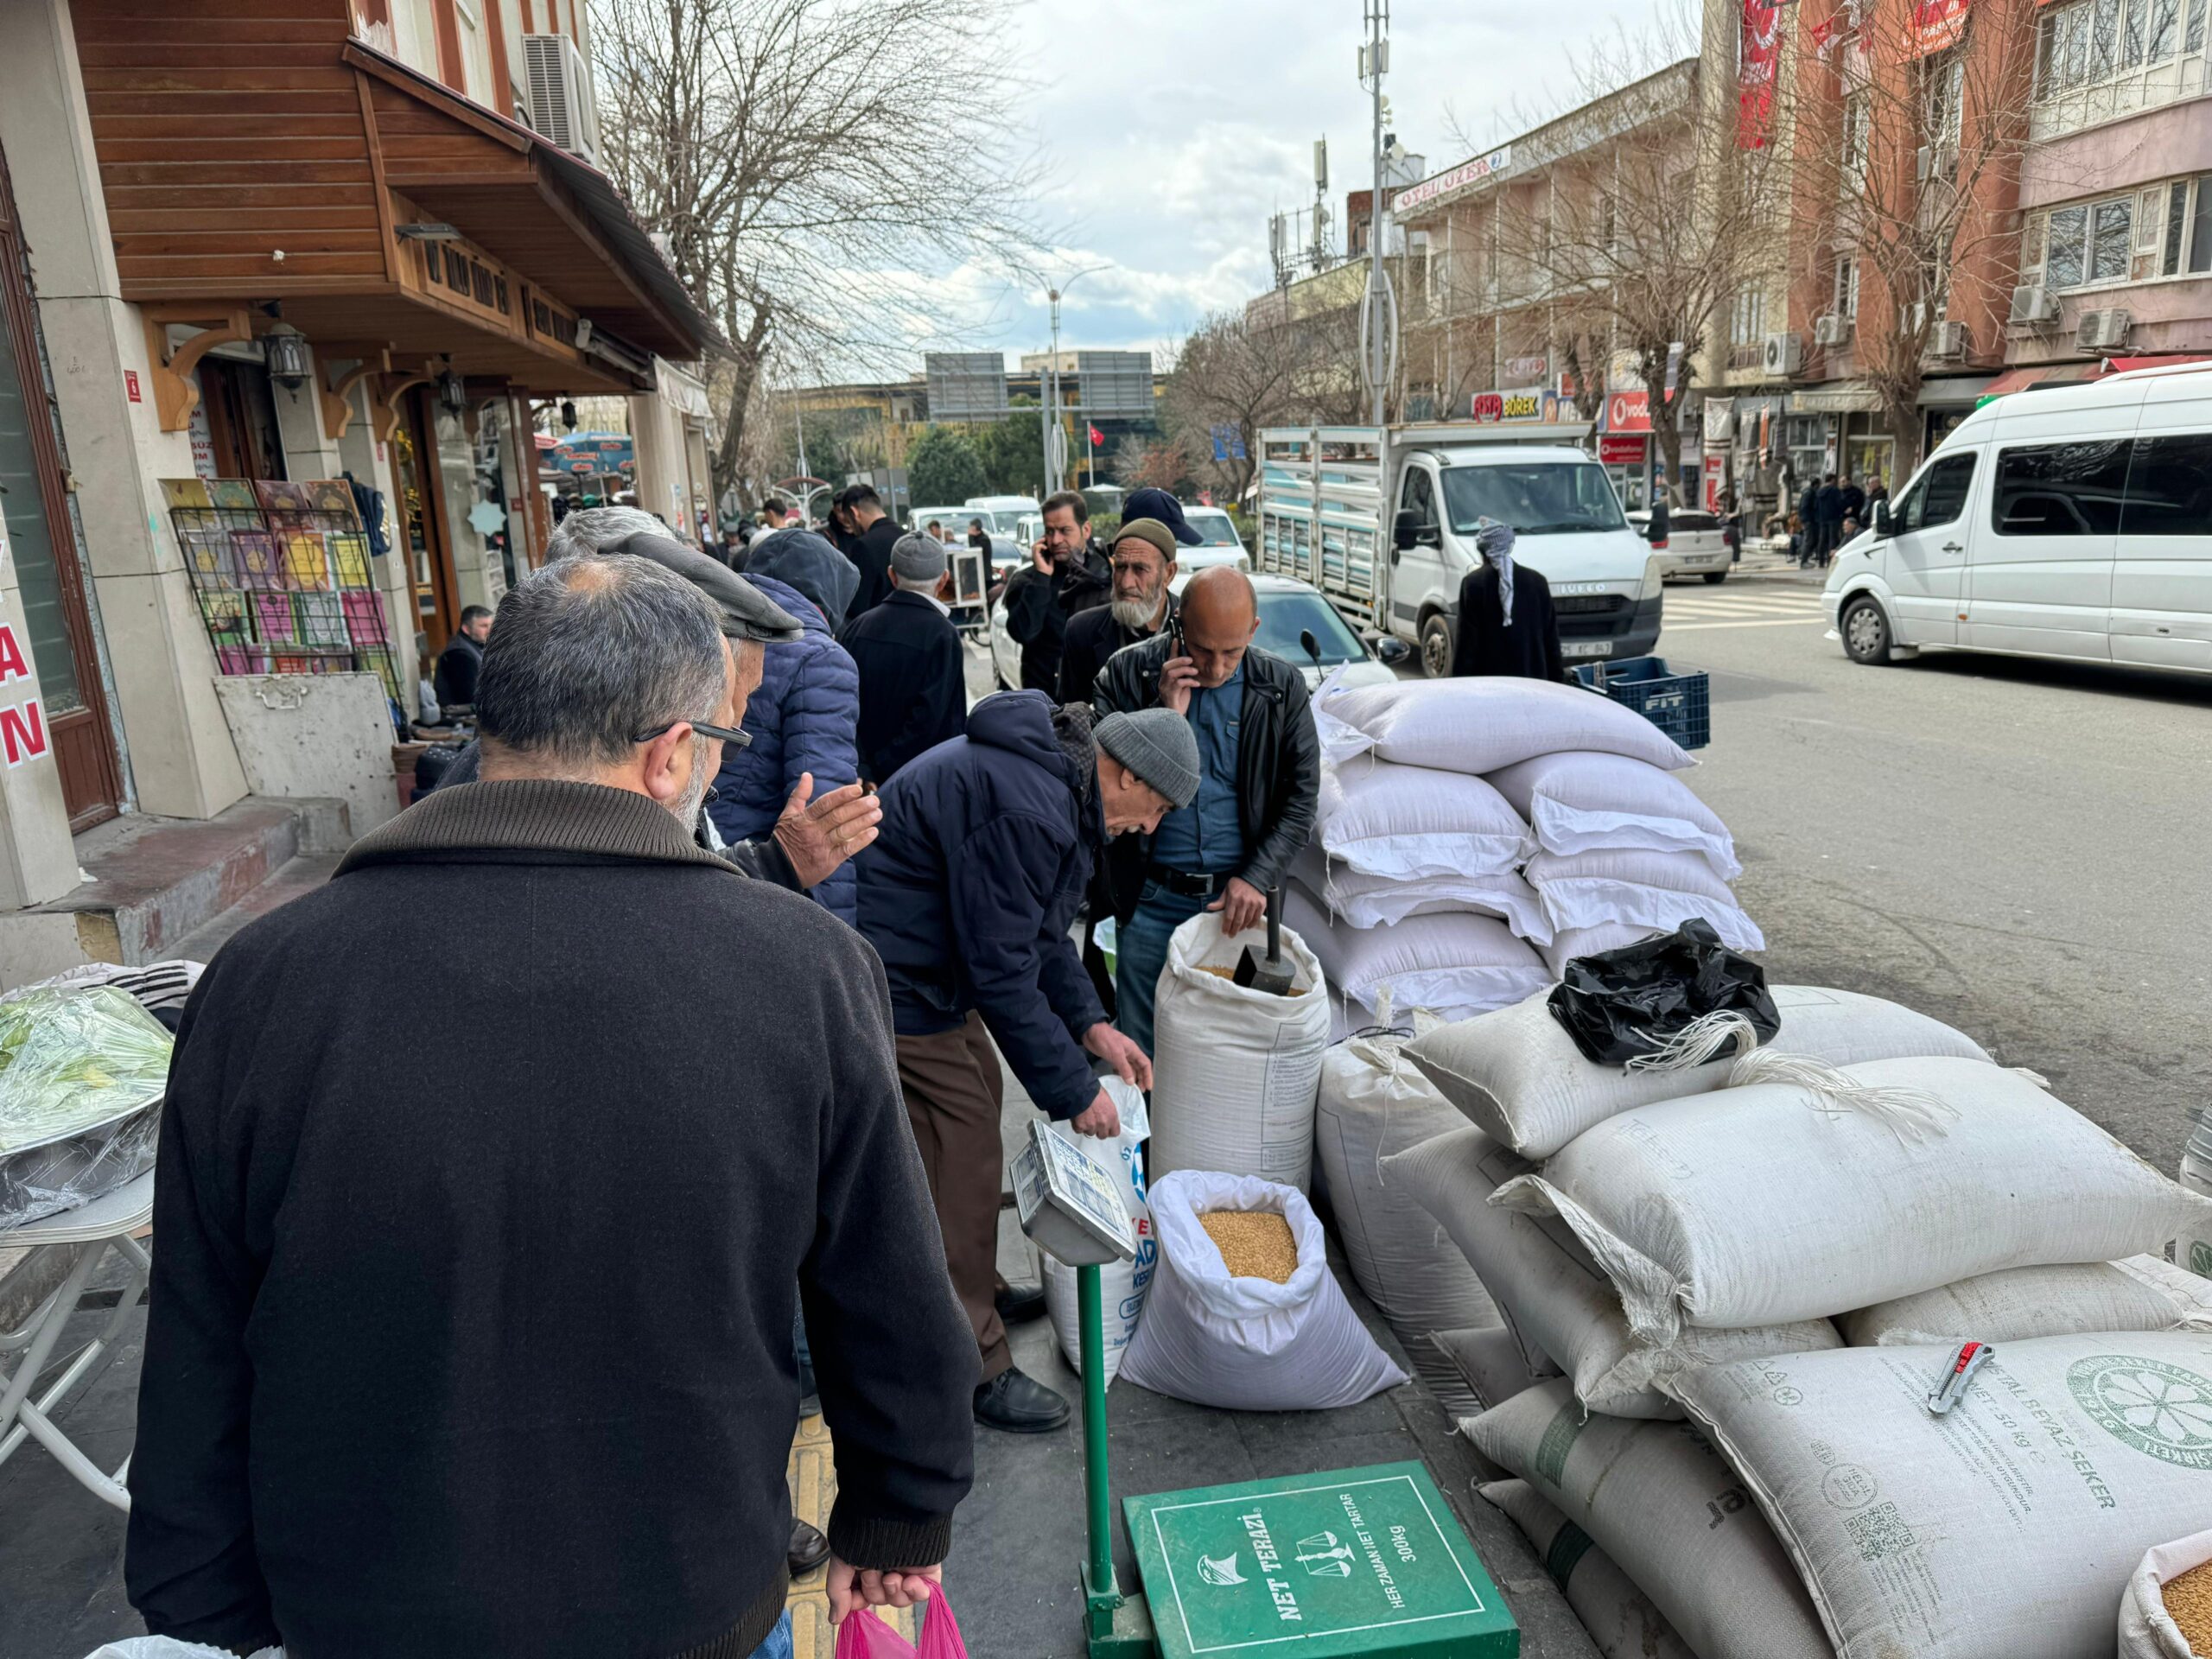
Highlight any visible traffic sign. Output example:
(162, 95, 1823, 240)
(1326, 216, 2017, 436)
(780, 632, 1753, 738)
(1127, 1462, 1518, 1658)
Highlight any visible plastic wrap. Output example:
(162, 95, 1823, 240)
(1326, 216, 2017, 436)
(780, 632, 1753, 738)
(0, 985, 173, 1230)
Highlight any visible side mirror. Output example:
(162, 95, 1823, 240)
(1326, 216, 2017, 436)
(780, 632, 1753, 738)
(1870, 499, 1894, 539)
(1375, 636, 1412, 665)
(1299, 627, 1324, 668)
(1393, 508, 1422, 550)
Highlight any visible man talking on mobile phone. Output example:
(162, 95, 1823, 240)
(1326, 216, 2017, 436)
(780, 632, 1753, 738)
(1089, 564, 1320, 1056)
(1001, 489, 1111, 693)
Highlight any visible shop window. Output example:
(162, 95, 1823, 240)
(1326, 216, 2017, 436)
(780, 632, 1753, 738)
(1992, 440, 2131, 536)
(2120, 433, 2212, 535)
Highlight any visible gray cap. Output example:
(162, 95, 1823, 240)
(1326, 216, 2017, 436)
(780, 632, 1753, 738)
(891, 531, 948, 585)
(1095, 708, 1200, 809)
(603, 530, 803, 642)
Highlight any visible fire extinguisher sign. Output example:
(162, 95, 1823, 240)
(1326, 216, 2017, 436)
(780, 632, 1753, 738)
(0, 622, 49, 768)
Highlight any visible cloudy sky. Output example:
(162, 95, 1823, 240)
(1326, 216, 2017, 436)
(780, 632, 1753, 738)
(949, 0, 1669, 369)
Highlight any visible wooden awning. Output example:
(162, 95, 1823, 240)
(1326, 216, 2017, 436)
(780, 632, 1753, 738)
(73, 2, 717, 406)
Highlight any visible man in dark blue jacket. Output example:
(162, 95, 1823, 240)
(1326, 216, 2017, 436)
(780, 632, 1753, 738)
(842, 532, 969, 785)
(855, 693, 1198, 1433)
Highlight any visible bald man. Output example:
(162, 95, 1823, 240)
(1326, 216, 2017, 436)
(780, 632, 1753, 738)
(1090, 566, 1320, 1055)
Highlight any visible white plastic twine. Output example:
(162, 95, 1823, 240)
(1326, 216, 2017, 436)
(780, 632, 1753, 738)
(1624, 1008, 1764, 1072)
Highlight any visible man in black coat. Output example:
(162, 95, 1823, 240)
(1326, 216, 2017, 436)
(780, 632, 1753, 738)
(1451, 519, 1567, 681)
(833, 483, 899, 620)
(1058, 517, 1183, 705)
(855, 694, 1197, 1434)
(1796, 476, 1821, 567)
(1815, 472, 1846, 565)
(842, 532, 969, 784)
(432, 604, 491, 709)
(1001, 489, 1110, 692)
(127, 555, 974, 1659)
(1838, 472, 1866, 530)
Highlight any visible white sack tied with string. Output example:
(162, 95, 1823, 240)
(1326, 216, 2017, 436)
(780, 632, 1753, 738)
(1312, 1025, 1499, 1336)
(1290, 840, 1551, 940)
(1403, 984, 1994, 1160)
(1492, 1055, 2212, 1342)
(1488, 751, 1740, 880)
(1313, 760, 1533, 881)
(1286, 887, 1550, 1025)
(1523, 847, 1764, 952)
(1313, 674, 1694, 774)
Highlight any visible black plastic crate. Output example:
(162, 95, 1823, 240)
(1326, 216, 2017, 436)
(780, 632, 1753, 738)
(1572, 655, 1710, 750)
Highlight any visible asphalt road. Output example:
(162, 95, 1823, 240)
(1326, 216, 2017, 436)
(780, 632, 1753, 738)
(1654, 572, 2212, 1173)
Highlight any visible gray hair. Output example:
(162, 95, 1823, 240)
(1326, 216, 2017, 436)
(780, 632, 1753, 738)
(544, 505, 664, 563)
(474, 556, 728, 770)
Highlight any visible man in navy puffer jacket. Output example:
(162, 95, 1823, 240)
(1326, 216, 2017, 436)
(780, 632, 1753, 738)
(710, 529, 863, 924)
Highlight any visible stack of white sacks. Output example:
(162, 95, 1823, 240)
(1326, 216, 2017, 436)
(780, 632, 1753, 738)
(1370, 988, 2212, 1659)
(1290, 676, 1763, 1030)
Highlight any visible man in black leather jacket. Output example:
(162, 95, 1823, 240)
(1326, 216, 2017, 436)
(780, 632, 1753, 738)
(1088, 565, 1320, 1055)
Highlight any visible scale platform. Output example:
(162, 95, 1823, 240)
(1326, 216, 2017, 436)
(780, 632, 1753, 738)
(1125, 1461, 1519, 1658)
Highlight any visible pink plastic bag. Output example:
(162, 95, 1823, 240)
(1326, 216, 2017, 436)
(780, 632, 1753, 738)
(832, 1591, 968, 1659)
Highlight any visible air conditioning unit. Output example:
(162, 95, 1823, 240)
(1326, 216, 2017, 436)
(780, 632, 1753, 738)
(523, 34, 601, 163)
(2076, 308, 2133, 352)
(1915, 143, 1957, 181)
(1928, 320, 1971, 359)
(1813, 314, 1852, 347)
(1763, 331, 1805, 376)
(2009, 284, 2060, 326)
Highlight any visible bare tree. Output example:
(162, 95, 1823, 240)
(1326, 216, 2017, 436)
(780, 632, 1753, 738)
(1783, 0, 2039, 476)
(592, 0, 1046, 499)
(1161, 309, 1336, 502)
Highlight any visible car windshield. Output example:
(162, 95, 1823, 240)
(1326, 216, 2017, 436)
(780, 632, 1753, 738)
(1185, 510, 1244, 547)
(1251, 591, 1367, 666)
(1442, 462, 1629, 536)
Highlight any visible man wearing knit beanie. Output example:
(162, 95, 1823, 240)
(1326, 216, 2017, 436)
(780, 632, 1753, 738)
(855, 690, 1194, 1434)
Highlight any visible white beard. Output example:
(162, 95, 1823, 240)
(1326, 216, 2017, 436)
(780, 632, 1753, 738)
(1110, 594, 1163, 630)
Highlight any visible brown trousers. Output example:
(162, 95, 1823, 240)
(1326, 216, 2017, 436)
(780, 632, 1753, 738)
(895, 1014, 1010, 1382)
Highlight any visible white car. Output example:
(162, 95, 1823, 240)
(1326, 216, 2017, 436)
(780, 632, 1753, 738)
(1174, 505, 1252, 571)
(1626, 508, 1733, 584)
(989, 569, 1403, 693)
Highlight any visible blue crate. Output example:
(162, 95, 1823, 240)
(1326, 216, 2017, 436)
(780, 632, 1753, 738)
(1572, 655, 1710, 750)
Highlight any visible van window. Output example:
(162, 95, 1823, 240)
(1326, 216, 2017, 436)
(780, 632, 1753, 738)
(2120, 432, 2212, 536)
(1401, 467, 1438, 528)
(1898, 452, 1976, 532)
(1442, 461, 1629, 536)
(1991, 439, 2130, 536)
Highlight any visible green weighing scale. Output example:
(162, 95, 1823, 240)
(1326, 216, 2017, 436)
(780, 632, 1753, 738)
(1010, 1122, 1521, 1659)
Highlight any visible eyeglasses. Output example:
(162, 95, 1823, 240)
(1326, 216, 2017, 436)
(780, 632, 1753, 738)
(632, 717, 751, 751)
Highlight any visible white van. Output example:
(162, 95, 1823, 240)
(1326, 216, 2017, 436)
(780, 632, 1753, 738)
(1824, 362, 2212, 672)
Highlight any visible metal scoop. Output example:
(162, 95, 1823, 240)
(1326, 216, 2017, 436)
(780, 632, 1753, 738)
(1232, 887, 1298, 996)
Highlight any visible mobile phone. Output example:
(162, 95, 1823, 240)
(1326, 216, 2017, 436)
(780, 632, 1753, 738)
(1168, 614, 1186, 658)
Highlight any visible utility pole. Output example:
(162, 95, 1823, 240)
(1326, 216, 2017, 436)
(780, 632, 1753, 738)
(1042, 264, 1108, 496)
(1358, 0, 1395, 428)
(792, 400, 811, 523)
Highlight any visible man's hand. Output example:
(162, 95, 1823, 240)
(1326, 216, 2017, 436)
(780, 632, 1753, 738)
(1070, 1086, 1122, 1139)
(1031, 537, 1055, 574)
(827, 1558, 941, 1624)
(1083, 1021, 1154, 1092)
(1207, 876, 1267, 937)
(1157, 654, 1199, 716)
(773, 774, 882, 889)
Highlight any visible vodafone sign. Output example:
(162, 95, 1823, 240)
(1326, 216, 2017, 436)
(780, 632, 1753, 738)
(1605, 390, 1652, 433)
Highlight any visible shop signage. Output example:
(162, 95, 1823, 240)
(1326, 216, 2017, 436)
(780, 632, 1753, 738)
(0, 623, 46, 769)
(1605, 390, 1652, 433)
(1789, 386, 1885, 414)
(1505, 354, 1550, 383)
(1471, 388, 1557, 424)
(1599, 434, 1648, 464)
(1703, 454, 1728, 510)
(1738, 0, 1783, 148)
(124, 370, 142, 404)
(1704, 398, 1738, 442)
(1912, 0, 1973, 52)
(1391, 146, 1514, 216)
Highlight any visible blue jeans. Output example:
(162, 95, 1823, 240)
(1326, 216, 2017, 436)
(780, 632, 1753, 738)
(751, 1611, 795, 1659)
(1115, 882, 1213, 1058)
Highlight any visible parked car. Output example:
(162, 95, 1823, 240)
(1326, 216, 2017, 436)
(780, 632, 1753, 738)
(1176, 505, 1252, 571)
(1627, 507, 1733, 584)
(988, 570, 1405, 693)
(1823, 361, 2212, 673)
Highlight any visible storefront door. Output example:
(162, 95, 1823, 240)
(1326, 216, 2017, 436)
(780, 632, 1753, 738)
(0, 143, 122, 830)
(391, 388, 460, 649)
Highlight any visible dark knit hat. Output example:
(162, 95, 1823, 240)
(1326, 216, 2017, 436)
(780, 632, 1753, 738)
(1095, 707, 1200, 808)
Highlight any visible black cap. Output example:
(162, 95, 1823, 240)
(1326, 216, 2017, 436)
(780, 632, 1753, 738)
(1121, 487, 1204, 546)
(606, 531, 804, 642)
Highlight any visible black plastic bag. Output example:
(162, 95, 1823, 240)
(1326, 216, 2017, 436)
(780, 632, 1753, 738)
(1546, 918, 1779, 1065)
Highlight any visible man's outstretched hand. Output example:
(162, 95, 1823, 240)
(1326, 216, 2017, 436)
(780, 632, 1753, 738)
(774, 774, 882, 889)
(827, 1558, 941, 1624)
(1083, 1021, 1154, 1093)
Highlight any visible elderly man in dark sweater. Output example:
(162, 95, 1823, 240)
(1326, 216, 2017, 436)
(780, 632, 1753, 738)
(127, 556, 975, 1659)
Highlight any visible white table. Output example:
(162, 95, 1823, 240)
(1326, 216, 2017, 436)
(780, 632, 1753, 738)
(0, 1172, 154, 1510)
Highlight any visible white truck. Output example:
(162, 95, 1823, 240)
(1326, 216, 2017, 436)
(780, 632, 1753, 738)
(1256, 423, 1668, 677)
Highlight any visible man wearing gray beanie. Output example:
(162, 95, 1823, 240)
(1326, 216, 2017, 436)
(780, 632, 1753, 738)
(855, 690, 1195, 1433)
(842, 533, 968, 784)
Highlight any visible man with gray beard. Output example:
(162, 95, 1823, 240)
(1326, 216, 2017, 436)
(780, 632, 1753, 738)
(1057, 518, 1180, 706)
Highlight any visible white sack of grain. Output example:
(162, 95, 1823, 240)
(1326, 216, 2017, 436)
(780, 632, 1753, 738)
(1841, 1254, 2212, 1347)
(2118, 1526, 2212, 1659)
(1488, 751, 1739, 879)
(1537, 923, 1662, 979)
(1671, 1332, 2212, 1659)
(1432, 1324, 1560, 1410)
(1314, 675, 1694, 774)
(1524, 847, 1766, 951)
(1496, 1057, 2212, 1341)
(1479, 1479, 1697, 1659)
(1403, 983, 1993, 1160)
(1287, 887, 1550, 1024)
(1290, 840, 1551, 940)
(1467, 1380, 1832, 1659)
(1383, 1125, 1840, 1418)
(1314, 760, 1532, 880)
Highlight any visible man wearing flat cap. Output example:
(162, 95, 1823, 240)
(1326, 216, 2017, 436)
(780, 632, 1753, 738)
(842, 531, 969, 785)
(856, 693, 1198, 1433)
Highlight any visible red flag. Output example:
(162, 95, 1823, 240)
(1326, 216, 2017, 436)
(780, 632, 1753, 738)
(1088, 424, 1104, 447)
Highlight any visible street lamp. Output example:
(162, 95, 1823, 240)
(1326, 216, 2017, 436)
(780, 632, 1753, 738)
(1042, 264, 1109, 495)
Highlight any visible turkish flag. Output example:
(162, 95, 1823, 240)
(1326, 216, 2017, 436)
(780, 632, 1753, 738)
(1088, 424, 1104, 447)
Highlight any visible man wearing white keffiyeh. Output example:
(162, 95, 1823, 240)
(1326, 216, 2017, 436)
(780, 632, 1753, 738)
(1451, 516, 1567, 680)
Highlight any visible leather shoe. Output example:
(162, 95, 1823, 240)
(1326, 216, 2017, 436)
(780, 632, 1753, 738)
(974, 1366, 1071, 1433)
(788, 1517, 830, 1578)
(995, 1281, 1048, 1325)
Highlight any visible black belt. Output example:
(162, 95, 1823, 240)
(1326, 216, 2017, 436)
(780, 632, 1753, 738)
(1147, 864, 1228, 898)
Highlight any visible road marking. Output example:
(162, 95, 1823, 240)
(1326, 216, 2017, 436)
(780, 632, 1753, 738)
(1664, 615, 1831, 631)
